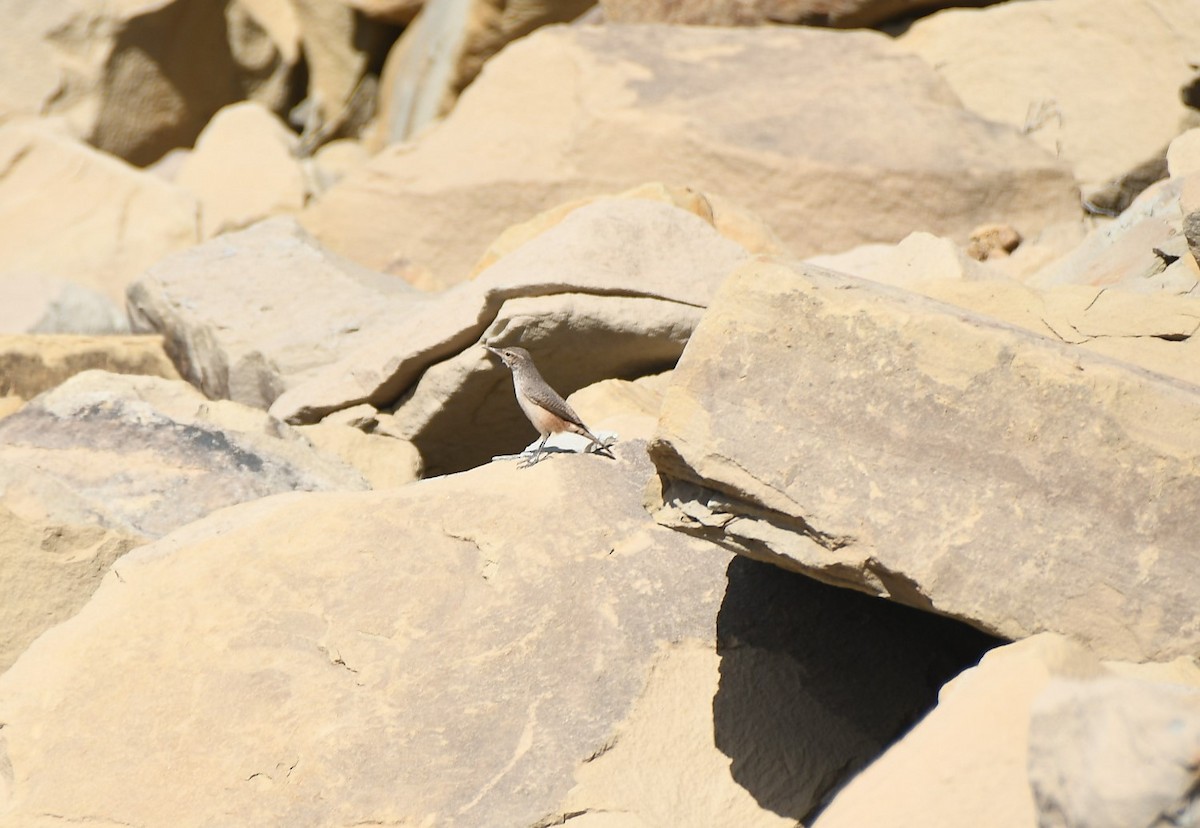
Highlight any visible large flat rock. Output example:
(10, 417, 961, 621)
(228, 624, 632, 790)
(302, 23, 1079, 288)
(0, 442, 996, 825)
(648, 258, 1200, 662)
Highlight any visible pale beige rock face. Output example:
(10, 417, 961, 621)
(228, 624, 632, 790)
(370, 0, 595, 147)
(294, 422, 423, 487)
(340, 0, 425, 23)
(127, 216, 415, 409)
(0, 334, 180, 400)
(272, 199, 750, 446)
(649, 259, 1200, 662)
(0, 371, 367, 539)
(0, 122, 200, 302)
(899, 0, 1200, 196)
(0, 442, 997, 826)
(0, 276, 129, 335)
(813, 634, 1200, 828)
(0, 504, 143, 674)
(567, 372, 672, 442)
(0, 0, 297, 165)
(305, 24, 1078, 288)
(176, 102, 308, 237)
(1028, 676, 1200, 828)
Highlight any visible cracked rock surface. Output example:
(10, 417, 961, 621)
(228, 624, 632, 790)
(648, 258, 1200, 662)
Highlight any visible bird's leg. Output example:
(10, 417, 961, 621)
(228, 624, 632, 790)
(521, 434, 550, 468)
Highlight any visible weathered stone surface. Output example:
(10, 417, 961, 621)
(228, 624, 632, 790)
(273, 198, 750, 473)
(808, 230, 1003, 287)
(899, 0, 1200, 197)
(812, 634, 1200, 828)
(0, 504, 142, 675)
(369, 0, 594, 147)
(649, 259, 1200, 661)
(293, 422, 423, 487)
(468, 181, 790, 280)
(566, 371, 672, 443)
(0, 371, 367, 539)
(305, 23, 1078, 288)
(0, 442, 996, 826)
(0, 334, 179, 400)
(339, 0, 425, 23)
(0, 0, 297, 166)
(0, 122, 200, 302)
(127, 216, 415, 410)
(176, 102, 308, 238)
(0, 276, 129, 335)
(1028, 178, 1198, 294)
(599, 0, 990, 27)
(1028, 675, 1200, 828)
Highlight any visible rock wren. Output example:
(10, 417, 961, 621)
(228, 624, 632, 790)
(485, 344, 614, 466)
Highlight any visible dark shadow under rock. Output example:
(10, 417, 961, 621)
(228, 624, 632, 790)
(714, 556, 1001, 822)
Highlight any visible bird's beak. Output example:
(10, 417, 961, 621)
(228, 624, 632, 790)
(483, 344, 502, 357)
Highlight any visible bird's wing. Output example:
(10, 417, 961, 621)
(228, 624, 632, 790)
(523, 381, 590, 432)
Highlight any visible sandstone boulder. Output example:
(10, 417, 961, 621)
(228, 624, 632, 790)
(0, 371, 367, 539)
(0, 334, 179, 401)
(0, 441, 996, 826)
(176, 102, 309, 238)
(899, 0, 1200, 199)
(649, 259, 1200, 662)
(304, 23, 1079, 288)
(0, 276, 129, 335)
(0, 122, 200, 303)
(272, 198, 751, 473)
(339, 0, 425, 23)
(127, 216, 416, 409)
(369, 0, 595, 147)
(0, 0, 298, 166)
(1028, 675, 1200, 828)
(812, 634, 1200, 828)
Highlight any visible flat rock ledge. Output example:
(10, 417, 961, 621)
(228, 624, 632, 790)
(647, 258, 1200, 663)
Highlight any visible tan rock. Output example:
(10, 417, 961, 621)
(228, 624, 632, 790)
(1028, 675, 1200, 828)
(0, 0, 298, 166)
(0, 442, 996, 825)
(0, 397, 22, 421)
(1167, 128, 1200, 178)
(899, 0, 1200, 197)
(599, 0, 976, 27)
(813, 634, 1200, 828)
(289, 0, 374, 150)
(0, 122, 200, 303)
(294, 423, 422, 487)
(339, 0, 425, 24)
(808, 231, 1003, 287)
(0, 371, 367, 539)
(304, 138, 370, 196)
(0, 276, 129, 335)
(649, 259, 1200, 662)
(275, 198, 751, 473)
(369, 0, 595, 147)
(127, 216, 416, 409)
(306, 24, 1078, 288)
(567, 372, 672, 443)
(966, 223, 1021, 261)
(176, 102, 308, 238)
(0, 503, 143, 674)
(469, 182, 790, 277)
(0, 334, 179, 400)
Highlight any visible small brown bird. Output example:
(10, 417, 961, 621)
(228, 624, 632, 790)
(485, 344, 614, 466)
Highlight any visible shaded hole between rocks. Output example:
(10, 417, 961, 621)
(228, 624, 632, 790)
(714, 556, 1003, 823)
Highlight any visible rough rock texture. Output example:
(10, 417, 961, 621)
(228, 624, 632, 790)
(0, 334, 180, 400)
(0, 122, 200, 302)
(127, 216, 415, 409)
(566, 371, 672, 442)
(340, 0, 425, 23)
(599, 0, 993, 27)
(0, 371, 367, 539)
(0, 276, 129, 335)
(0, 442, 997, 826)
(273, 198, 750, 473)
(304, 23, 1079, 288)
(899, 0, 1200, 198)
(0, 504, 142, 675)
(1028, 676, 1200, 828)
(812, 634, 1200, 828)
(293, 422, 423, 487)
(0, 0, 298, 166)
(370, 0, 595, 147)
(649, 259, 1200, 662)
(176, 101, 308, 237)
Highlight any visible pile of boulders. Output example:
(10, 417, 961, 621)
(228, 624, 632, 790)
(1, 0, 1199, 825)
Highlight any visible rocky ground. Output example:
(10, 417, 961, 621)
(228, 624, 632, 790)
(1, 0, 1199, 826)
